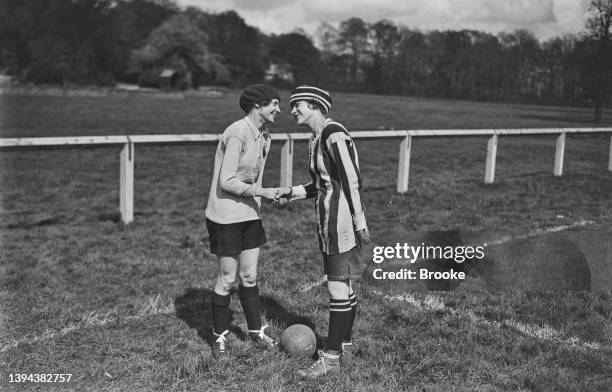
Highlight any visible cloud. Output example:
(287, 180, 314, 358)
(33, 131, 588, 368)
(178, 0, 298, 12)
(230, 0, 297, 11)
(175, 0, 590, 41)
(452, 0, 556, 24)
(302, 0, 422, 23)
(300, 0, 557, 27)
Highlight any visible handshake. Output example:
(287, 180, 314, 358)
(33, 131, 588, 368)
(259, 187, 292, 202)
(258, 186, 372, 244)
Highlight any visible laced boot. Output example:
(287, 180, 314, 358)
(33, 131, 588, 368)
(212, 330, 230, 358)
(248, 324, 277, 350)
(297, 350, 340, 378)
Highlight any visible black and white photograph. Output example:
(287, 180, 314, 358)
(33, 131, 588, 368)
(0, 0, 611, 390)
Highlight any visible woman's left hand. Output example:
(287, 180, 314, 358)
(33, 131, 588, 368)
(357, 228, 371, 245)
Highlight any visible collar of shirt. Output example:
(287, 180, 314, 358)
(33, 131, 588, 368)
(244, 116, 268, 141)
(323, 118, 333, 130)
(313, 118, 334, 141)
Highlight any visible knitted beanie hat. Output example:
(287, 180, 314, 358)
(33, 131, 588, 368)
(289, 85, 332, 113)
(239, 84, 281, 113)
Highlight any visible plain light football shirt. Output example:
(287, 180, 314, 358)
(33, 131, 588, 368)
(205, 116, 271, 224)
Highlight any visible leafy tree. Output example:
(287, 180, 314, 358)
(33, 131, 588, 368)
(1, 0, 116, 84)
(105, 0, 179, 82)
(0, 0, 179, 85)
(130, 14, 228, 88)
(0, 0, 41, 74)
(269, 32, 323, 86)
(201, 11, 268, 86)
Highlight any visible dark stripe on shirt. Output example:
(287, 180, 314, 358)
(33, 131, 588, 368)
(331, 142, 356, 215)
(346, 140, 361, 187)
(313, 140, 327, 251)
(346, 140, 365, 210)
(322, 146, 341, 255)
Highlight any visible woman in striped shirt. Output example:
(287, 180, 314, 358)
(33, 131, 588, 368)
(277, 85, 371, 378)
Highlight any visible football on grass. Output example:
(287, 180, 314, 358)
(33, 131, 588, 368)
(280, 324, 316, 358)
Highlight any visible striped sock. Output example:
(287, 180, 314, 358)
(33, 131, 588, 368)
(327, 297, 351, 352)
(211, 291, 231, 335)
(344, 292, 357, 342)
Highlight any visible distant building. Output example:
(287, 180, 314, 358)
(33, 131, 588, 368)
(0, 74, 13, 86)
(159, 69, 179, 90)
(265, 63, 293, 83)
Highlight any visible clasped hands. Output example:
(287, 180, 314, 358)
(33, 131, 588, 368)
(259, 187, 292, 202)
(259, 186, 372, 244)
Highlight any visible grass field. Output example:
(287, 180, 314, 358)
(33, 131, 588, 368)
(1, 89, 611, 137)
(0, 90, 611, 391)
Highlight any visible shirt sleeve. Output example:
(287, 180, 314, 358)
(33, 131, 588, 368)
(218, 136, 261, 197)
(289, 182, 317, 200)
(254, 135, 270, 190)
(326, 132, 367, 231)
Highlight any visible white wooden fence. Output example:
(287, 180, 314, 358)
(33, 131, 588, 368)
(1, 127, 611, 224)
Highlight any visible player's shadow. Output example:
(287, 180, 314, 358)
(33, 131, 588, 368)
(174, 288, 324, 349)
(261, 295, 325, 349)
(174, 287, 246, 347)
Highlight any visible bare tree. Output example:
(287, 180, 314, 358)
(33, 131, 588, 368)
(337, 18, 370, 90)
(586, 0, 612, 121)
(316, 22, 339, 59)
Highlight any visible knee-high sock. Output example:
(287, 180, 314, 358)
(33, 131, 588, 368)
(344, 292, 357, 342)
(238, 285, 261, 331)
(327, 297, 351, 352)
(211, 291, 231, 334)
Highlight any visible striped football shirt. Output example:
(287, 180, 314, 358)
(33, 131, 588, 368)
(291, 119, 368, 255)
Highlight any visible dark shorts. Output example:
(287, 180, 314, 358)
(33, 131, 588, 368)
(206, 218, 267, 257)
(323, 245, 363, 281)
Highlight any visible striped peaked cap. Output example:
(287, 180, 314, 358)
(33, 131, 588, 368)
(289, 85, 332, 112)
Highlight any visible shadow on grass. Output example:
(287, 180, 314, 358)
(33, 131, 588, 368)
(173, 288, 244, 348)
(519, 113, 599, 124)
(363, 230, 593, 293)
(5, 215, 64, 229)
(174, 288, 324, 349)
(261, 295, 315, 330)
(261, 295, 325, 349)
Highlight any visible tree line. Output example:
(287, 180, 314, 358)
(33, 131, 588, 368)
(1, 0, 610, 118)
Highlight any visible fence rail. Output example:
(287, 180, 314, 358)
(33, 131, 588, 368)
(2, 127, 611, 224)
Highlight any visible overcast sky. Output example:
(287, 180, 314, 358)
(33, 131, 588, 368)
(176, 0, 591, 42)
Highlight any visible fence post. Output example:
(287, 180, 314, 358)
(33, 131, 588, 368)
(120, 141, 134, 224)
(554, 132, 566, 176)
(280, 136, 293, 188)
(609, 135, 612, 172)
(484, 133, 498, 184)
(397, 135, 412, 193)
(279, 137, 294, 206)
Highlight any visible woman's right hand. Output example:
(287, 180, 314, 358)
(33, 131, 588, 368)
(259, 188, 279, 200)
